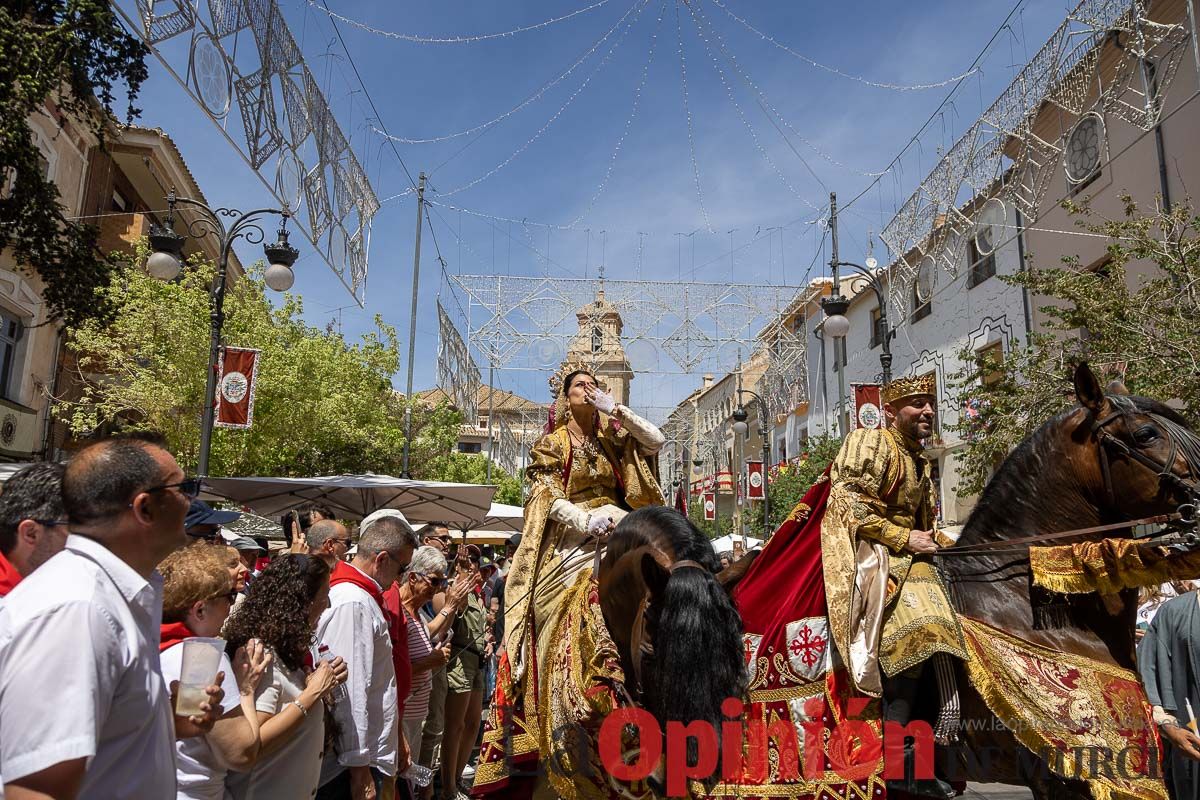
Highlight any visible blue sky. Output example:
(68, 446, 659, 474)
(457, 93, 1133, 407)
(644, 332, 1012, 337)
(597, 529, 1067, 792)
(118, 0, 1071, 413)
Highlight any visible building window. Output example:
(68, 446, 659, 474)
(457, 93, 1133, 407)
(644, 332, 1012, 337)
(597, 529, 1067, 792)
(0, 311, 24, 402)
(976, 342, 1004, 388)
(111, 189, 129, 212)
(458, 441, 482, 454)
(966, 238, 996, 288)
(477, 417, 488, 429)
(591, 326, 603, 354)
(910, 283, 932, 322)
(869, 307, 884, 349)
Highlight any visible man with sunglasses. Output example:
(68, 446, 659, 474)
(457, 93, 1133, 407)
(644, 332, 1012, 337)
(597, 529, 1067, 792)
(308, 519, 355, 568)
(318, 511, 418, 800)
(0, 433, 222, 799)
(419, 522, 453, 556)
(0, 462, 67, 597)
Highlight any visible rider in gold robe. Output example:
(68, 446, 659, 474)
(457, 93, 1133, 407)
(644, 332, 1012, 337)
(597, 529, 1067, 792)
(821, 373, 967, 797)
(476, 363, 665, 799)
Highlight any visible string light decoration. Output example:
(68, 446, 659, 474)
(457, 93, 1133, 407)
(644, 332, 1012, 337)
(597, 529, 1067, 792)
(709, 0, 981, 91)
(308, 0, 613, 45)
(687, 2, 890, 180)
(435, 0, 650, 198)
(437, 300, 482, 421)
(373, 0, 643, 145)
(565, 3, 666, 228)
(675, 3, 714, 234)
(124, 0, 380, 302)
(876, 0, 1190, 317)
(686, 3, 820, 213)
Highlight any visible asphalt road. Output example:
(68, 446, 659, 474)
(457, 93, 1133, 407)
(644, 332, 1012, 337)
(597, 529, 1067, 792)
(963, 785, 1034, 799)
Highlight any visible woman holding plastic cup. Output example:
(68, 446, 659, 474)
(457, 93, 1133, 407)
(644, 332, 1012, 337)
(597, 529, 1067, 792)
(223, 554, 347, 800)
(158, 544, 273, 800)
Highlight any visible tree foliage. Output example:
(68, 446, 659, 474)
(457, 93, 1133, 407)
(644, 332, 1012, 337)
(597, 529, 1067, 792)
(1, 0, 148, 326)
(742, 434, 843, 533)
(58, 250, 460, 477)
(950, 197, 1200, 495)
(421, 452, 523, 506)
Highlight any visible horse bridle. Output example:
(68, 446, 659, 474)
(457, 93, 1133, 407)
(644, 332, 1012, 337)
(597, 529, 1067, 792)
(1090, 409, 1200, 507)
(627, 560, 708, 695)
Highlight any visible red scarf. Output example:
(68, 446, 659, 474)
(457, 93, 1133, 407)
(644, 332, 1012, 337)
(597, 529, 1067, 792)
(0, 552, 22, 598)
(329, 560, 384, 608)
(159, 621, 196, 653)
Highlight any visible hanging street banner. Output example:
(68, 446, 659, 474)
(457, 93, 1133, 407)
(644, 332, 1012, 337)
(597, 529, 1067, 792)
(703, 492, 717, 521)
(853, 384, 884, 430)
(746, 460, 765, 500)
(216, 347, 260, 429)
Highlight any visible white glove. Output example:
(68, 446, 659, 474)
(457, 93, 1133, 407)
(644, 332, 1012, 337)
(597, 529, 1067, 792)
(584, 385, 617, 415)
(587, 513, 615, 538)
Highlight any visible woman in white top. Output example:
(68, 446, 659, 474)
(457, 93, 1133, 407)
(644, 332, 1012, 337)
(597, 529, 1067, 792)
(158, 544, 273, 800)
(222, 554, 347, 800)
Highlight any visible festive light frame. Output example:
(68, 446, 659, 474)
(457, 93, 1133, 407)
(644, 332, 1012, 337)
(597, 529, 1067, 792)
(436, 300, 482, 423)
(128, 0, 381, 302)
(878, 0, 1192, 316)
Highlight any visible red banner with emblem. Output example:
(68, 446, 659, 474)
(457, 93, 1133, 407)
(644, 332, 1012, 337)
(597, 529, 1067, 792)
(215, 347, 260, 429)
(746, 460, 765, 499)
(702, 492, 717, 521)
(852, 383, 884, 430)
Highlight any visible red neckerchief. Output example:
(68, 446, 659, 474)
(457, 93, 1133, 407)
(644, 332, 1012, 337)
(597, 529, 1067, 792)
(329, 560, 384, 609)
(159, 621, 196, 653)
(0, 552, 22, 597)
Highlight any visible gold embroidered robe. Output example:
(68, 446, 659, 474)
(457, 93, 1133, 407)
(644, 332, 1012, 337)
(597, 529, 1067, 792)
(821, 427, 967, 697)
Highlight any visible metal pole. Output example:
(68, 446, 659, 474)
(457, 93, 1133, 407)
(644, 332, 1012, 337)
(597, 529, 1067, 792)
(197, 234, 232, 479)
(486, 361, 495, 481)
(762, 427, 771, 539)
(878, 288, 893, 385)
(829, 192, 847, 435)
(401, 172, 426, 478)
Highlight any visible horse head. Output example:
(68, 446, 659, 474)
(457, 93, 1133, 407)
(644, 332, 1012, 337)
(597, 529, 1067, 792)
(1071, 362, 1200, 518)
(598, 506, 747, 780)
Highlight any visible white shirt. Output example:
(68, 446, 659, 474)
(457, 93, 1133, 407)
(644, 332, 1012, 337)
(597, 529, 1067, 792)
(0, 534, 176, 799)
(226, 651, 325, 800)
(317, 565, 398, 781)
(160, 645, 242, 800)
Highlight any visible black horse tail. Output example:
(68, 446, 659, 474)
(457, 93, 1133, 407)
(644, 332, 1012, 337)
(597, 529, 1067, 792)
(624, 506, 747, 772)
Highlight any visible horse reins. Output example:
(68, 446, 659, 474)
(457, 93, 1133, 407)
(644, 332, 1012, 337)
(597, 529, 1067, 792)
(935, 402, 1200, 559)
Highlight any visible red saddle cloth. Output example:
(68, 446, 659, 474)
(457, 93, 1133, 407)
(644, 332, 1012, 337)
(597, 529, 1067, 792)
(714, 469, 886, 799)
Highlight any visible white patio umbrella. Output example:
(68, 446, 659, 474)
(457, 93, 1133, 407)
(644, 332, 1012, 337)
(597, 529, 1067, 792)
(445, 501, 525, 542)
(710, 533, 764, 553)
(201, 473, 496, 526)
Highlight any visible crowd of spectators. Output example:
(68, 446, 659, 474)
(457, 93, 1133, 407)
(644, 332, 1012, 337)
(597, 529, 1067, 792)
(0, 433, 522, 800)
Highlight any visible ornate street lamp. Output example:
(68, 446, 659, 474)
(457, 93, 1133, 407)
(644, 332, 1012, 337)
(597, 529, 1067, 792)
(146, 189, 299, 477)
(732, 390, 772, 539)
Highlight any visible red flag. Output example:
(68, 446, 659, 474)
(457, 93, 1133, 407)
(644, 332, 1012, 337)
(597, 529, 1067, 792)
(853, 383, 884, 430)
(746, 460, 765, 500)
(702, 492, 717, 521)
(674, 484, 688, 518)
(215, 347, 260, 429)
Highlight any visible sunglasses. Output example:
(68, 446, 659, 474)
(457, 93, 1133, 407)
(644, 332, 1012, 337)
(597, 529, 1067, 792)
(209, 590, 237, 604)
(32, 519, 69, 528)
(330, 537, 353, 548)
(419, 573, 448, 589)
(145, 478, 203, 499)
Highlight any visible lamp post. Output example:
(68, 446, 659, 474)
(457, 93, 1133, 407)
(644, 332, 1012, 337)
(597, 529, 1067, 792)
(819, 192, 894, 430)
(146, 189, 299, 478)
(732, 389, 771, 539)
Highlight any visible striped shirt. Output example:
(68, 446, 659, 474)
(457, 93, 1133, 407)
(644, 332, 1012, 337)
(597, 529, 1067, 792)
(403, 607, 434, 720)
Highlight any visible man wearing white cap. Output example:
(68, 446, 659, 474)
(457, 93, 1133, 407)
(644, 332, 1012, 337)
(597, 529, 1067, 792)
(316, 509, 418, 800)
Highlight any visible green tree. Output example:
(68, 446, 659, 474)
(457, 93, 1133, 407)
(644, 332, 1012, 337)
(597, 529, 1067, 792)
(742, 434, 843, 533)
(59, 249, 459, 476)
(1, 0, 148, 325)
(950, 197, 1200, 495)
(420, 451, 524, 506)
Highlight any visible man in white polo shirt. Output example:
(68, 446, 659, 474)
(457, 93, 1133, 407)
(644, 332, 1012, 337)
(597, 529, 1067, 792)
(0, 433, 220, 799)
(317, 512, 416, 800)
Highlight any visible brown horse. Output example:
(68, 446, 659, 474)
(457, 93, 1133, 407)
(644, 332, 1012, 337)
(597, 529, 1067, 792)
(598, 505, 748, 786)
(940, 363, 1200, 798)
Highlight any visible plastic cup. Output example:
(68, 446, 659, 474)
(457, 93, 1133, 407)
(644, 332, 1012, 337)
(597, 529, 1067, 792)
(175, 637, 225, 717)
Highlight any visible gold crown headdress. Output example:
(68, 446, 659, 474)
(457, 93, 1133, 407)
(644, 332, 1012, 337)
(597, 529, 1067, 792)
(881, 372, 937, 406)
